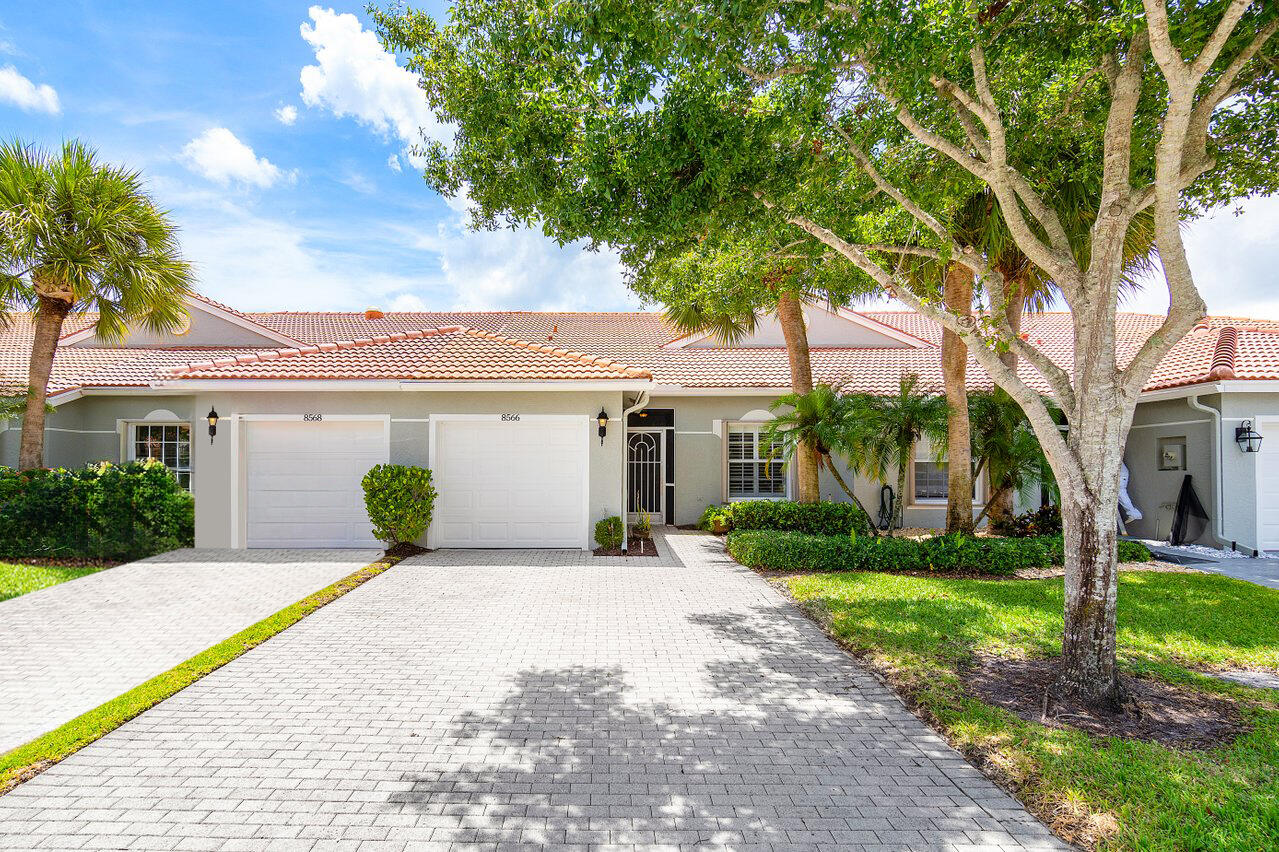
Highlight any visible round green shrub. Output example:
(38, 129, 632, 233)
(361, 464, 437, 546)
(594, 516, 624, 549)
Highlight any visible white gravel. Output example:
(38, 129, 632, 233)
(1140, 540, 1249, 559)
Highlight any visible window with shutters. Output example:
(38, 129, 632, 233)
(911, 442, 983, 505)
(726, 425, 787, 500)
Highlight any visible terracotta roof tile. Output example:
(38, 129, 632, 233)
(3, 302, 1279, 396)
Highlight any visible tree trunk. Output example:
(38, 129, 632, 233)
(19, 295, 73, 470)
(942, 263, 973, 534)
(776, 291, 819, 503)
(1058, 481, 1124, 711)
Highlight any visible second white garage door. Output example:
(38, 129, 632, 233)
(245, 418, 388, 548)
(1258, 419, 1279, 551)
(430, 416, 589, 548)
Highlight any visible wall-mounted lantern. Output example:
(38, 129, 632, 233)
(596, 408, 609, 445)
(206, 408, 219, 444)
(1235, 420, 1263, 453)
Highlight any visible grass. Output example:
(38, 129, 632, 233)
(0, 561, 114, 603)
(783, 570, 1279, 850)
(0, 552, 402, 796)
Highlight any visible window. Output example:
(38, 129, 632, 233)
(130, 423, 191, 489)
(912, 443, 981, 504)
(727, 425, 786, 499)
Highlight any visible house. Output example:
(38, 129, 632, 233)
(2, 294, 1277, 553)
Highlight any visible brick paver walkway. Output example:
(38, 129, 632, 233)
(0, 532, 1064, 850)
(0, 549, 377, 753)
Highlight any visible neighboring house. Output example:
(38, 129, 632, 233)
(1, 294, 1277, 553)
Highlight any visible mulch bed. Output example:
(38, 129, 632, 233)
(384, 542, 429, 559)
(0, 556, 122, 569)
(961, 655, 1251, 749)
(593, 537, 660, 557)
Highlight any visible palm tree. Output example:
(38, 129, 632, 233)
(0, 140, 194, 469)
(968, 389, 1054, 525)
(665, 290, 824, 502)
(760, 384, 878, 533)
(848, 374, 948, 533)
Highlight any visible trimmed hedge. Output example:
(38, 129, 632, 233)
(727, 530, 1153, 576)
(0, 461, 194, 562)
(716, 500, 872, 538)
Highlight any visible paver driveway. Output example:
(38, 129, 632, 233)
(0, 549, 377, 753)
(0, 532, 1064, 851)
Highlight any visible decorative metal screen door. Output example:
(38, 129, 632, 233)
(627, 431, 664, 517)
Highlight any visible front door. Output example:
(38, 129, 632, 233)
(627, 430, 664, 519)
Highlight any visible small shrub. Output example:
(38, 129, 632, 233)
(729, 500, 871, 538)
(0, 461, 193, 561)
(595, 516, 624, 550)
(362, 464, 437, 546)
(992, 504, 1062, 537)
(698, 504, 733, 533)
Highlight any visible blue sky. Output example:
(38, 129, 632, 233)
(0, 3, 1275, 317)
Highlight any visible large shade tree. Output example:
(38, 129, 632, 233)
(376, 0, 1279, 709)
(0, 141, 194, 469)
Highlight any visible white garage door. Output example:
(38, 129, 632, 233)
(245, 419, 387, 548)
(431, 416, 588, 548)
(1259, 420, 1279, 551)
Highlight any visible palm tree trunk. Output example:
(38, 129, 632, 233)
(822, 456, 877, 536)
(19, 295, 72, 470)
(942, 263, 973, 534)
(776, 291, 819, 503)
(894, 439, 909, 533)
(990, 271, 1028, 525)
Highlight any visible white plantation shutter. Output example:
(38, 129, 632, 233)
(726, 424, 787, 500)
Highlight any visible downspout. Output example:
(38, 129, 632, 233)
(619, 390, 650, 554)
(1186, 394, 1230, 549)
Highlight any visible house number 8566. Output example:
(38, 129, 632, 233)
(500, 414, 520, 421)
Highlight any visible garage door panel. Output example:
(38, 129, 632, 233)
(432, 418, 587, 548)
(245, 420, 386, 549)
(1260, 421, 1279, 549)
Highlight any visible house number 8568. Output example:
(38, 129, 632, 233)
(303, 414, 323, 422)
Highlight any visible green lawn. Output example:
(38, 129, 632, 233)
(784, 570, 1279, 850)
(0, 562, 113, 603)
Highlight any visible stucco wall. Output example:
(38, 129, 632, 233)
(69, 308, 282, 348)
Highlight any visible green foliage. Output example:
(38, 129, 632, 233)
(729, 499, 872, 538)
(786, 570, 1279, 849)
(993, 505, 1064, 538)
(697, 504, 734, 532)
(968, 389, 1055, 513)
(594, 515, 625, 549)
(0, 461, 193, 561)
(728, 530, 1151, 576)
(361, 464, 437, 546)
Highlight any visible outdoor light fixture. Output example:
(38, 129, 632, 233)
(1235, 420, 1264, 453)
(596, 408, 609, 445)
(206, 408, 219, 444)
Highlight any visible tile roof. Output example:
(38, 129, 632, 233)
(160, 327, 652, 381)
(3, 302, 1278, 397)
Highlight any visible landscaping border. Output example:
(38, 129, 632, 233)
(0, 550, 406, 796)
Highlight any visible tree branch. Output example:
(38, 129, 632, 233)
(754, 194, 1078, 487)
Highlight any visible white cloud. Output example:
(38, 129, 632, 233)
(339, 170, 376, 194)
(274, 104, 298, 125)
(0, 64, 59, 114)
(298, 6, 445, 159)
(179, 127, 284, 188)
(1125, 195, 1279, 319)
(387, 153, 402, 172)
(389, 293, 427, 311)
